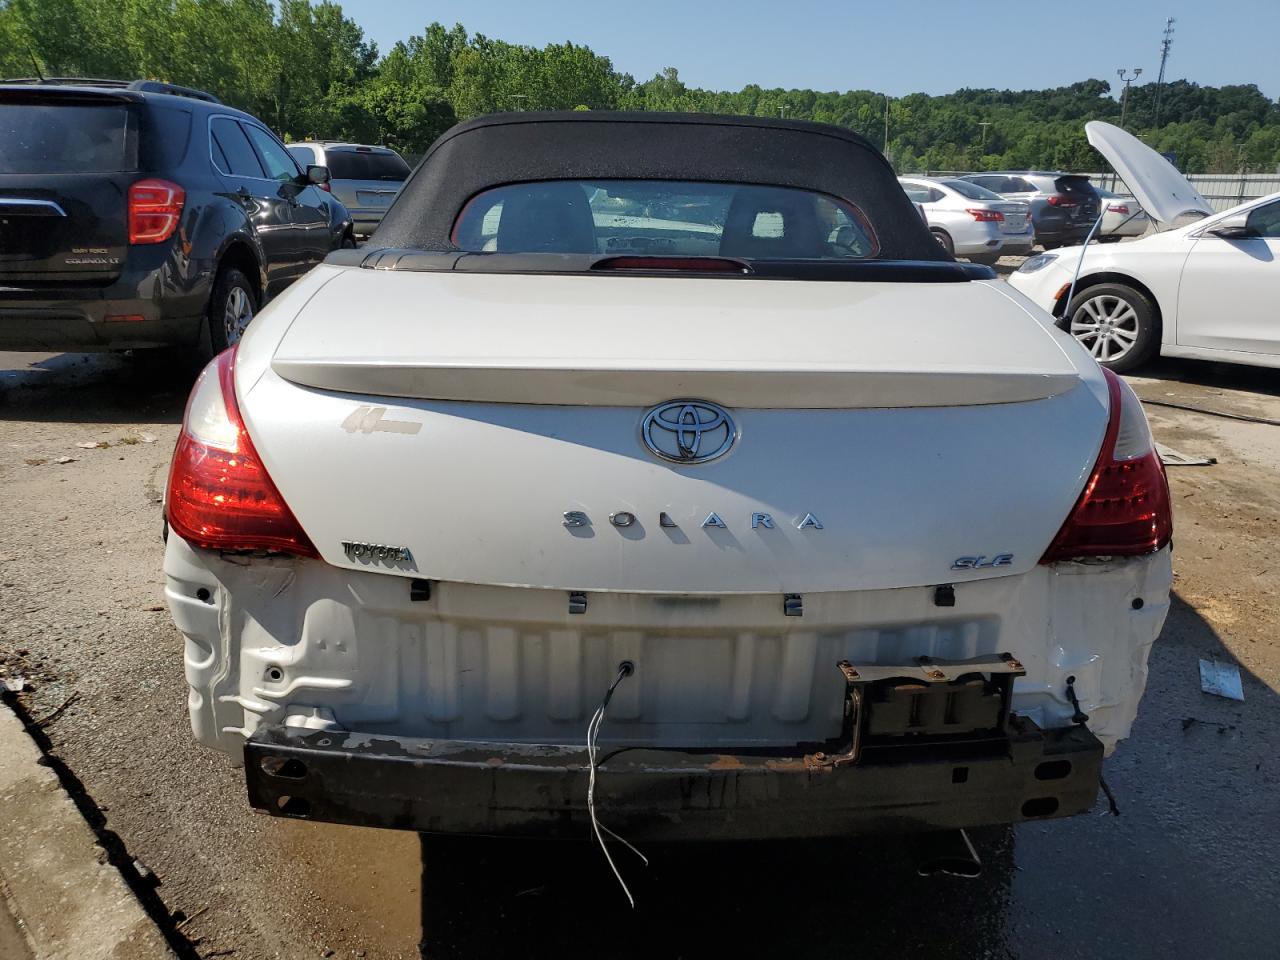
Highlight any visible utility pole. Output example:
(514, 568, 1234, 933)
(1154, 17, 1175, 127)
(883, 95, 890, 154)
(978, 121, 991, 151)
(1117, 68, 1142, 129)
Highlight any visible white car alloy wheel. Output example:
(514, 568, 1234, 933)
(1070, 293, 1140, 362)
(223, 285, 254, 345)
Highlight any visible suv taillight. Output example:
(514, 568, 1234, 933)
(967, 208, 1004, 222)
(1108, 204, 1130, 215)
(129, 178, 185, 244)
(1046, 195, 1077, 208)
(166, 347, 317, 558)
(1040, 369, 1172, 562)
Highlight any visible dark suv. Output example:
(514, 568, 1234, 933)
(0, 79, 353, 355)
(959, 172, 1101, 249)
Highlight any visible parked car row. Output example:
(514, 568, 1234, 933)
(898, 176, 1033, 263)
(901, 170, 1149, 258)
(0, 78, 409, 357)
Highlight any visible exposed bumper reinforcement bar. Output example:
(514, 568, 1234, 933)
(244, 718, 1103, 840)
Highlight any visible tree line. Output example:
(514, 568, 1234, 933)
(3, 0, 1278, 174)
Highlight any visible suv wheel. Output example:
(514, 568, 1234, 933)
(209, 267, 258, 351)
(1064, 282, 1158, 372)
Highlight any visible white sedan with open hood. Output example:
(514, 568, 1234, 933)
(1011, 121, 1280, 371)
(163, 113, 1172, 851)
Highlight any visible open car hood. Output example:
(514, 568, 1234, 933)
(1085, 120, 1213, 226)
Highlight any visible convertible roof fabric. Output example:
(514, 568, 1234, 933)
(374, 111, 948, 262)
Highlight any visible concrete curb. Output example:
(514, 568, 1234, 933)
(0, 698, 177, 960)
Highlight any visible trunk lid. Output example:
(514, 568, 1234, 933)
(992, 202, 1029, 233)
(269, 269, 1081, 408)
(331, 179, 400, 213)
(240, 269, 1106, 594)
(0, 92, 138, 283)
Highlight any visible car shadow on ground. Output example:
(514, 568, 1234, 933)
(418, 827, 1018, 960)
(414, 591, 1278, 960)
(0, 352, 190, 424)
(1137, 356, 1280, 400)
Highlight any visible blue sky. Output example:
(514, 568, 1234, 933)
(338, 0, 1278, 99)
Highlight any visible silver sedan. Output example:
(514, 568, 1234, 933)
(1095, 187, 1151, 241)
(899, 177, 1034, 263)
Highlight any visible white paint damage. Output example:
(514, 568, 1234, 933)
(165, 535, 1171, 761)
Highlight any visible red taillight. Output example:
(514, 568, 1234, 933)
(1046, 195, 1077, 208)
(1107, 204, 1130, 215)
(129, 178, 185, 244)
(166, 347, 318, 558)
(966, 208, 1004, 222)
(1040, 369, 1172, 562)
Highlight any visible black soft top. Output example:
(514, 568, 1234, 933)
(374, 112, 948, 263)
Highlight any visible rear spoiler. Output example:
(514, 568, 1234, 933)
(0, 78, 219, 103)
(0, 84, 143, 104)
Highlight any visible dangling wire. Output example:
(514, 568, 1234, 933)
(586, 661, 647, 907)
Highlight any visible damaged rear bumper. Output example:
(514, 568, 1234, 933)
(244, 718, 1103, 840)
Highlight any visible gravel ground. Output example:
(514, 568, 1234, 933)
(2, 339, 1278, 959)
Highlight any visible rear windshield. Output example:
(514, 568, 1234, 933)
(941, 179, 1003, 201)
(0, 102, 138, 174)
(452, 180, 879, 259)
(325, 150, 410, 181)
(1055, 176, 1096, 196)
(287, 145, 317, 166)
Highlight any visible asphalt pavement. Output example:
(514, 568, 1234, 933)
(1, 343, 1278, 959)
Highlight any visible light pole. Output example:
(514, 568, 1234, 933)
(1154, 17, 1175, 127)
(978, 121, 991, 151)
(1117, 68, 1142, 130)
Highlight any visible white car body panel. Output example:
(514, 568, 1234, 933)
(235, 268, 1107, 594)
(166, 534, 1171, 760)
(266, 268, 1080, 408)
(1008, 193, 1280, 367)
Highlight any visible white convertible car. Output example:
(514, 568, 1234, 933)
(1011, 121, 1280, 371)
(163, 113, 1172, 847)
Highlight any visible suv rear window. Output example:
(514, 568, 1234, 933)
(1055, 176, 1096, 196)
(452, 180, 879, 259)
(325, 151, 410, 181)
(0, 102, 138, 173)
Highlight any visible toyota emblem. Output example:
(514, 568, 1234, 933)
(641, 400, 736, 464)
